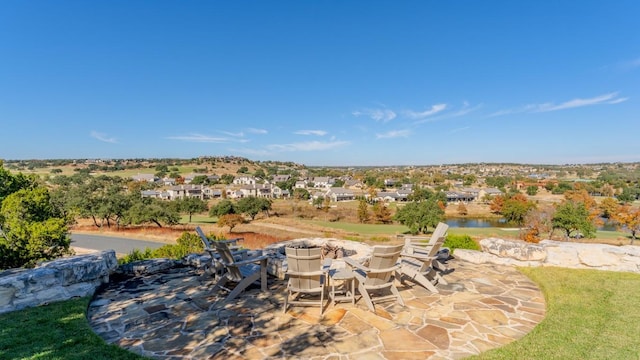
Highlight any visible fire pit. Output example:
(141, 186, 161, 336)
(264, 238, 372, 279)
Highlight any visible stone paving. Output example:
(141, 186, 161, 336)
(88, 259, 546, 359)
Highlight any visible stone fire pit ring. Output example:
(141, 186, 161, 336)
(264, 238, 372, 279)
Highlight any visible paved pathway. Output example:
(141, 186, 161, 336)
(88, 259, 545, 359)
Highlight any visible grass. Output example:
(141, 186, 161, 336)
(2, 268, 640, 359)
(0, 297, 145, 360)
(473, 267, 640, 360)
(306, 220, 410, 235)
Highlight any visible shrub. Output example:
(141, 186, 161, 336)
(443, 234, 480, 253)
(118, 232, 205, 265)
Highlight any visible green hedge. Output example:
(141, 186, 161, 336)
(443, 234, 480, 253)
(118, 232, 214, 264)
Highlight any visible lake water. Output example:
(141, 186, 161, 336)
(445, 217, 618, 231)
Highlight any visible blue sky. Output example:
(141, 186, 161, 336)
(1, 1, 639, 166)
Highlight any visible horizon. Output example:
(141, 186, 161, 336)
(4, 156, 639, 170)
(1, 2, 639, 166)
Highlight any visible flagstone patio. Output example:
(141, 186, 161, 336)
(88, 259, 545, 359)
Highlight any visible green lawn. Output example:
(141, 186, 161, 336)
(473, 267, 640, 359)
(0, 297, 145, 360)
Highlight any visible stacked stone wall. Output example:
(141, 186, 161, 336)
(0, 250, 117, 314)
(455, 238, 640, 273)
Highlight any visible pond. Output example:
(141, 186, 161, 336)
(445, 217, 618, 231)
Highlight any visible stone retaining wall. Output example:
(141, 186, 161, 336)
(0, 250, 118, 314)
(455, 238, 640, 273)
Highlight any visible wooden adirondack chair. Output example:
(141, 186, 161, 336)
(283, 247, 329, 315)
(195, 226, 247, 277)
(404, 222, 450, 271)
(344, 244, 404, 312)
(398, 235, 449, 293)
(211, 239, 268, 302)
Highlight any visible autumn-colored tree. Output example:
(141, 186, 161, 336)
(501, 193, 536, 225)
(564, 189, 602, 226)
(489, 195, 505, 214)
(357, 199, 370, 223)
(217, 214, 245, 232)
(457, 202, 468, 216)
(372, 202, 392, 224)
(612, 205, 640, 244)
(599, 197, 620, 219)
(521, 205, 555, 243)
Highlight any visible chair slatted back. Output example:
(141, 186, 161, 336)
(286, 247, 322, 290)
(430, 222, 449, 245)
(195, 226, 212, 248)
(365, 244, 403, 286)
(214, 240, 243, 282)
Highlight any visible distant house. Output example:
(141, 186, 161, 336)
(166, 185, 205, 200)
(445, 191, 475, 203)
(233, 176, 257, 186)
(271, 175, 291, 183)
(294, 180, 307, 189)
(161, 177, 176, 186)
(131, 173, 158, 183)
(312, 177, 334, 188)
(479, 188, 503, 198)
(325, 187, 355, 202)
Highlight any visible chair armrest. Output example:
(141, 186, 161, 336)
(232, 255, 269, 267)
(367, 265, 401, 274)
(286, 270, 327, 276)
(343, 257, 370, 272)
(401, 252, 436, 261)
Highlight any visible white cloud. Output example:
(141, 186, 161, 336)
(246, 128, 268, 134)
(220, 131, 244, 137)
(536, 92, 626, 112)
(404, 104, 447, 119)
(295, 130, 328, 136)
(267, 140, 349, 152)
(352, 108, 397, 122)
(490, 92, 627, 117)
(376, 129, 411, 139)
(166, 133, 231, 143)
(414, 102, 482, 123)
(90, 131, 117, 143)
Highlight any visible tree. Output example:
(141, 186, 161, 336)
(175, 197, 208, 222)
(617, 187, 639, 203)
(526, 186, 538, 196)
(521, 205, 555, 243)
(357, 199, 371, 223)
(253, 168, 266, 179)
(489, 195, 505, 214)
(292, 188, 310, 201)
(501, 194, 536, 225)
(190, 175, 209, 185)
(457, 202, 468, 216)
(237, 166, 249, 174)
(312, 196, 325, 209)
(394, 199, 444, 234)
(236, 196, 272, 220)
(599, 197, 620, 219)
(612, 204, 640, 244)
(209, 199, 236, 217)
(372, 202, 392, 224)
(0, 186, 72, 269)
(463, 174, 476, 186)
(552, 201, 596, 240)
(124, 198, 180, 227)
(217, 214, 245, 232)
